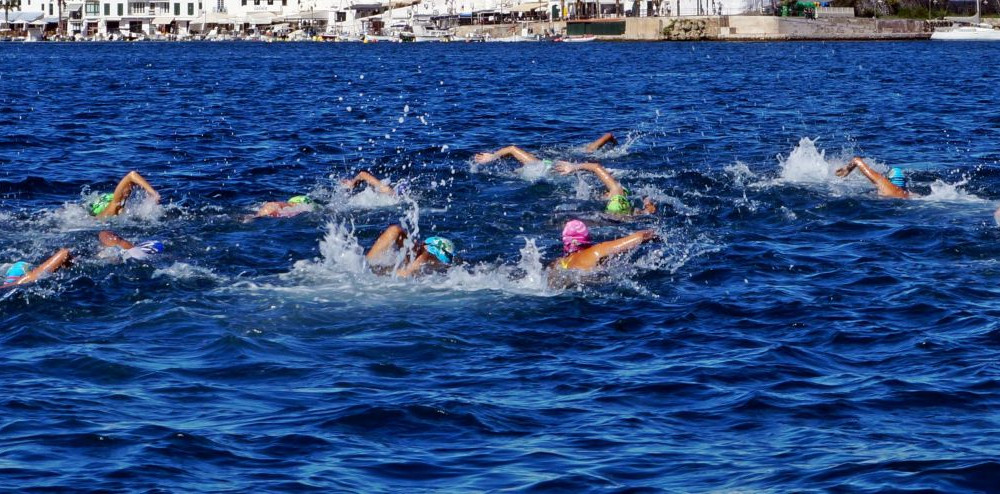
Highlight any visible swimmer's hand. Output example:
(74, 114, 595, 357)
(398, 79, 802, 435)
(835, 158, 861, 178)
(638, 229, 660, 242)
(554, 163, 577, 175)
(474, 152, 496, 164)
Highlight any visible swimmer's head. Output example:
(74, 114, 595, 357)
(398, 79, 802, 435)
(606, 194, 631, 215)
(123, 240, 164, 260)
(393, 180, 409, 196)
(4, 261, 30, 286)
(424, 236, 455, 264)
(562, 219, 591, 254)
(88, 193, 114, 216)
(288, 195, 313, 205)
(887, 167, 906, 189)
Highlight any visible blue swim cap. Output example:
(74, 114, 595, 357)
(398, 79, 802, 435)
(393, 180, 409, 196)
(424, 237, 454, 264)
(138, 240, 164, 255)
(887, 167, 906, 188)
(4, 261, 30, 286)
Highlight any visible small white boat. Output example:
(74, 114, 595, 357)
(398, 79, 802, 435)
(930, 1, 1000, 41)
(558, 35, 597, 42)
(931, 24, 1000, 40)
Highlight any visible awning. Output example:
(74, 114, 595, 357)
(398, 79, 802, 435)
(66, 3, 83, 12)
(203, 11, 233, 23)
(5, 11, 44, 23)
(351, 3, 383, 9)
(43, 15, 61, 23)
(152, 16, 174, 24)
(508, 1, 546, 12)
(285, 10, 328, 20)
(245, 12, 273, 24)
(388, 0, 420, 7)
(271, 22, 290, 31)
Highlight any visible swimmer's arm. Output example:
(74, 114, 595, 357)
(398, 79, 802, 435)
(98, 171, 160, 218)
(17, 248, 71, 285)
(342, 171, 394, 196)
(639, 197, 657, 215)
(583, 133, 617, 153)
(580, 230, 657, 268)
(254, 201, 287, 218)
(555, 162, 625, 198)
(396, 251, 436, 278)
(99, 230, 135, 250)
(835, 157, 908, 199)
(128, 171, 161, 203)
(475, 146, 538, 166)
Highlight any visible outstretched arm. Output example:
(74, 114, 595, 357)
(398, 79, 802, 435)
(17, 248, 71, 285)
(584, 133, 617, 153)
(99, 171, 161, 218)
(555, 162, 625, 198)
(562, 230, 657, 271)
(99, 230, 135, 249)
(474, 146, 539, 166)
(342, 171, 394, 196)
(835, 157, 908, 199)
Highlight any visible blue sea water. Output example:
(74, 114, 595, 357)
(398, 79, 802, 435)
(2, 41, 1000, 492)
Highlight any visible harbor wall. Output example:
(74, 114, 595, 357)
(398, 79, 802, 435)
(465, 15, 933, 41)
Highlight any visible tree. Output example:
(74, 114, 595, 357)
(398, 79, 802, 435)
(57, 0, 66, 36)
(1, 0, 21, 32)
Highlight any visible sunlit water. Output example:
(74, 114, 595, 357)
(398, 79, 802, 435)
(2, 42, 1000, 491)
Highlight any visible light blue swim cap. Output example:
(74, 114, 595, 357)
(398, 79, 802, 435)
(887, 167, 906, 188)
(424, 237, 454, 264)
(4, 261, 30, 286)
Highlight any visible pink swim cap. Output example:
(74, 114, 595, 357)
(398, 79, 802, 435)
(562, 220, 591, 254)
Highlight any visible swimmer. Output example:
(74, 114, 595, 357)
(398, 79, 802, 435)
(341, 171, 404, 196)
(98, 230, 164, 261)
(554, 162, 656, 216)
(835, 157, 910, 199)
(365, 224, 455, 277)
(88, 171, 161, 218)
(251, 195, 317, 219)
(549, 219, 657, 272)
(2, 248, 72, 288)
(474, 133, 619, 170)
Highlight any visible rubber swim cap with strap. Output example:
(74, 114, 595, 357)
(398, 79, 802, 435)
(424, 236, 455, 264)
(89, 193, 114, 216)
(4, 261, 30, 286)
(287, 195, 313, 205)
(606, 194, 631, 215)
(887, 167, 906, 189)
(562, 219, 591, 254)
(124, 240, 164, 260)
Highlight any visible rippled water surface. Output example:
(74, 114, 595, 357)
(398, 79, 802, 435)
(2, 42, 1000, 491)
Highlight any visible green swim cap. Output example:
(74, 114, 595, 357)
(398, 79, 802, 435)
(288, 195, 313, 205)
(606, 194, 631, 215)
(89, 193, 114, 216)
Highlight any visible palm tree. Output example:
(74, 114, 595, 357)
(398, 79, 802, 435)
(1, 0, 21, 31)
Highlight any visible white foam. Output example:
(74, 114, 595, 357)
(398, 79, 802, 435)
(153, 262, 224, 282)
(917, 178, 984, 203)
(778, 137, 842, 184)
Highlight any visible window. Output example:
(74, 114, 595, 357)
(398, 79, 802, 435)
(282, 0, 286, 5)
(253, 0, 259, 5)
(104, 3, 110, 14)
(197, 2, 201, 10)
(187, 2, 192, 14)
(241, 0, 245, 5)
(129, 2, 144, 14)
(267, 0, 272, 5)
(85, 2, 100, 14)
(117, 3, 123, 14)
(49, 3, 53, 14)
(173, 2, 179, 14)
